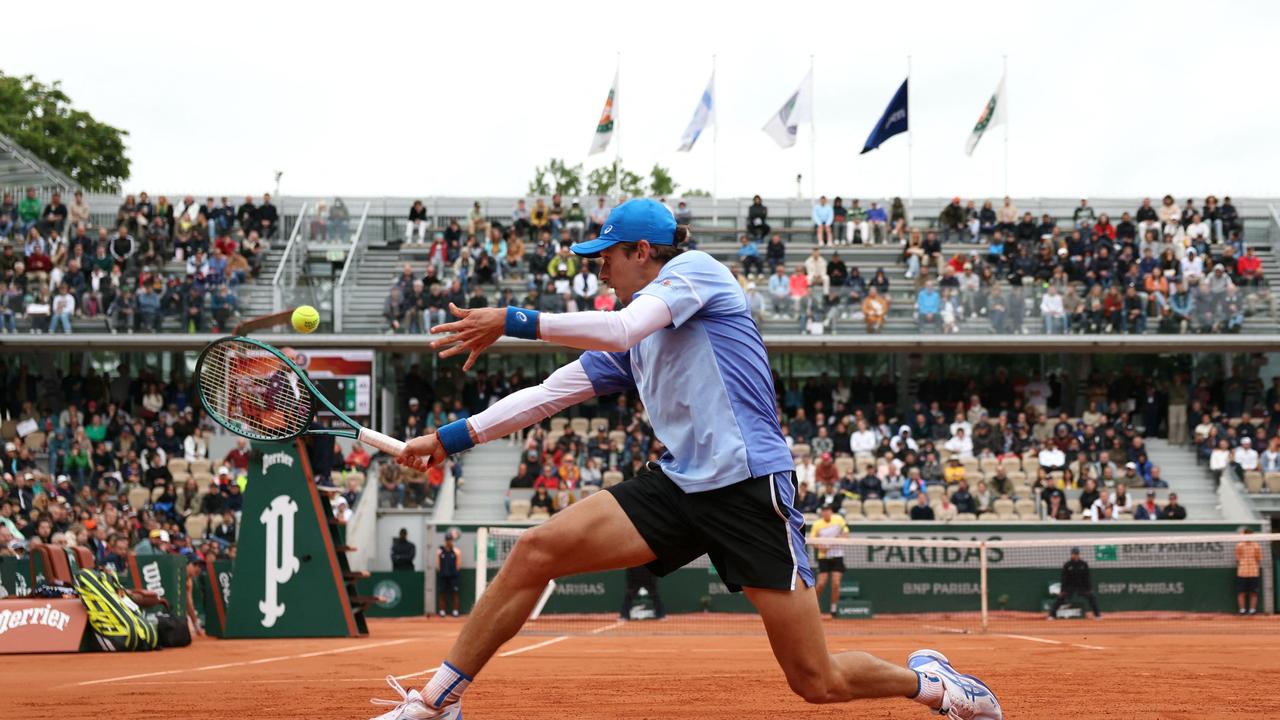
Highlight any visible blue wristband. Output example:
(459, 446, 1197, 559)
(504, 306, 540, 340)
(437, 419, 475, 455)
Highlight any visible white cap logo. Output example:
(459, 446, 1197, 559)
(602, 225, 613, 235)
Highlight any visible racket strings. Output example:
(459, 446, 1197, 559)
(197, 340, 314, 440)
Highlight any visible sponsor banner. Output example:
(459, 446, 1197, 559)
(0, 557, 33, 598)
(355, 571, 425, 617)
(0, 598, 88, 653)
(226, 440, 356, 637)
(124, 554, 189, 618)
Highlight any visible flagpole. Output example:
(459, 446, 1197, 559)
(1002, 54, 1009, 197)
(614, 52, 621, 202)
(808, 54, 816, 203)
(906, 54, 913, 219)
(712, 54, 719, 226)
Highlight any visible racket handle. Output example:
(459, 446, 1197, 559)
(358, 428, 406, 456)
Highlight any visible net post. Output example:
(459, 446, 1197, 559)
(979, 540, 989, 633)
(475, 527, 489, 603)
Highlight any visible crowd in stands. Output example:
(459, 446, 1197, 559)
(0, 187, 283, 334)
(381, 193, 1263, 337)
(0, 363, 376, 579)
(460, 358, 1234, 522)
(1196, 371, 1280, 495)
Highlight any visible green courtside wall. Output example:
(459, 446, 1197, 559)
(355, 571, 426, 617)
(442, 522, 1270, 614)
(225, 440, 358, 637)
(124, 554, 188, 618)
(0, 556, 33, 598)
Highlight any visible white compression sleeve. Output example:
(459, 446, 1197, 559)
(537, 293, 672, 352)
(466, 360, 597, 444)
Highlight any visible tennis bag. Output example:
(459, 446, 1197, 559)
(153, 611, 192, 648)
(75, 568, 159, 652)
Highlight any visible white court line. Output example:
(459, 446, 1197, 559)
(496, 635, 569, 657)
(494, 617, 624, 655)
(394, 665, 441, 681)
(588, 620, 627, 635)
(921, 624, 969, 634)
(995, 633, 1105, 650)
(72, 638, 414, 687)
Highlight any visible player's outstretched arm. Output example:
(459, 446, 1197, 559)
(431, 296, 672, 367)
(398, 359, 602, 471)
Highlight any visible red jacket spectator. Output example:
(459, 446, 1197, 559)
(26, 249, 52, 273)
(1238, 252, 1262, 280)
(1092, 220, 1116, 241)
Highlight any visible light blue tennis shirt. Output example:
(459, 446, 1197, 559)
(578, 250, 794, 492)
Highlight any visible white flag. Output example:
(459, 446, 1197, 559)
(588, 68, 619, 155)
(677, 72, 715, 152)
(965, 73, 1007, 156)
(762, 70, 812, 149)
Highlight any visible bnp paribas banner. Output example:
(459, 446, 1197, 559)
(225, 440, 358, 637)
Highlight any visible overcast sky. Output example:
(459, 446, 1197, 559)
(6, 0, 1278, 200)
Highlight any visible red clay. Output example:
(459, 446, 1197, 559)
(3, 617, 1278, 718)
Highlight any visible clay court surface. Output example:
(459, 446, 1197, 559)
(5, 616, 1280, 719)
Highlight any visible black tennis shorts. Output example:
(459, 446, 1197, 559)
(817, 557, 846, 574)
(1236, 575, 1260, 594)
(437, 573, 460, 594)
(606, 463, 812, 593)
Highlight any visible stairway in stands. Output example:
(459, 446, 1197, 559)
(341, 247, 406, 333)
(451, 440, 521, 523)
(1142, 438, 1221, 520)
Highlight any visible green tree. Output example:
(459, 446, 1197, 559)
(0, 72, 130, 191)
(648, 164, 679, 197)
(529, 158, 584, 197)
(683, 188, 711, 198)
(588, 159, 648, 196)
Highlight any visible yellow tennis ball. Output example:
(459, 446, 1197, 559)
(291, 305, 320, 333)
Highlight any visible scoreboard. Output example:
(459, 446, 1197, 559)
(292, 349, 375, 420)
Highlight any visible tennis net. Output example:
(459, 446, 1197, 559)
(476, 527, 1279, 636)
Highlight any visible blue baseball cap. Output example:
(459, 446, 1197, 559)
(570, 199, 677, 258)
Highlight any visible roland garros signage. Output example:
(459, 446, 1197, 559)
(0, 598, 88, 653)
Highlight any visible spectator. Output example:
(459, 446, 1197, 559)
(436, 534, 461, 617)
(1235, 528, 1261, 615)
(909, 492, 935, 520)
(916, 281, 941, 331)
(391, 528, 416, 570)
(950, 480, 977, 515)
(49, 283, 76, 334)
(862, 286, 889, 334)
(1048, 547, 1101, 619)
(747, 195, 769, 241)
(1040, 285, 1066, 334)
(1163, 492, 1187, 520)
(808, 504, 848, 616)
(406, 200, 430, 244)
(1133, 490, 1163, 520)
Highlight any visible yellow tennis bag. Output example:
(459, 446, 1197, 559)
(75, 568, 158, 652)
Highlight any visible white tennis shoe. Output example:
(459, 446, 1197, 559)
(907, 649, 1002, 720)
(369, 676, 463, 720)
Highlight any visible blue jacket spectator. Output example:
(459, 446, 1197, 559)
(917, 286, 941, 315)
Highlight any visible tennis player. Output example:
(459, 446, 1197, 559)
(372, 199, 1001, 720)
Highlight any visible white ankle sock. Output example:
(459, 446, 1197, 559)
(911, 671, 945, 709)
(422, 661, 472, 709)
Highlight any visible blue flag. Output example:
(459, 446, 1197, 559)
(860, 78, 909, 154)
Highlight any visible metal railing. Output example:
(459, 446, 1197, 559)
(271, 200, 308, 312)
(334, 201, 372, 332)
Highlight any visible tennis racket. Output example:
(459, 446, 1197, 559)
(194, 336, 405, 456)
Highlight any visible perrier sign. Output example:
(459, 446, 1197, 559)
(224, 439, 359, 638)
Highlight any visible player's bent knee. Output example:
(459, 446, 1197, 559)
(503, 527, 561, 584)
